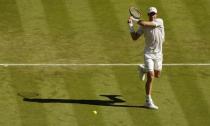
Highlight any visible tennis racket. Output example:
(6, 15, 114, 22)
(129, 6, 141, 19)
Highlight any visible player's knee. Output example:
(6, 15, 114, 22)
(154, 70, 161, 78)
(147, 72, 154, 80)
(155, 74, 161, 78)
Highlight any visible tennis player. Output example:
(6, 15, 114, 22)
(128, 7, 165, 109)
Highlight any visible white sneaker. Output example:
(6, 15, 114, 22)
(138, 64, 145, 81)
(144, 101, 159, 110)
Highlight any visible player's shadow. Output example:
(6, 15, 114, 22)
(23, 95, 145, 108)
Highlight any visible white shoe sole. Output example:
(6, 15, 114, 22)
(144, 102, 159, 110)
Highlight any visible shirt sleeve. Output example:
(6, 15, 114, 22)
(154, 18, 165, 42)
(152, 18, 163, 27)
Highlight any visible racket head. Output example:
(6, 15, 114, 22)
(129, 6, 141, 19)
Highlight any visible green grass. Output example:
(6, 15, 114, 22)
(0, 0, 210, 126)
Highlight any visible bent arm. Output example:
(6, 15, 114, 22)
(128, 25, 143, 40)
(138, 20, 156, 27)
(128, 17, 143, 41)
(130, 31, 141, 40)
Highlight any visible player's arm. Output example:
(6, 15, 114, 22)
(128, 18, 143, 40)
(138, 20, 156, 27)
(130, 31, 141, 40)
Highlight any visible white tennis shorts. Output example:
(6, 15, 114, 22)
(144, 53, 163, 72)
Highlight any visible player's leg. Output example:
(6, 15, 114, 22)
(144, 54, 154, 96)
(138, 64, 146, 81)
(144, 55, 158, 109)
(144, 53, 162, 109)
(144, 70, 158, 109)
(154, 70, 161, 78)
(154, 54, 163, 78)
(145, 71, 154, 95)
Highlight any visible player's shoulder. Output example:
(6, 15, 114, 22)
(155, 18, 164, 23)
(154, 18, 164, 27)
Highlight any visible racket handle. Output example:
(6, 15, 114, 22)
(130, 16, 140, 22)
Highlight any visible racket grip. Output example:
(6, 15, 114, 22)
(130, 16, 140, 22)
(128, 19, 133, 27)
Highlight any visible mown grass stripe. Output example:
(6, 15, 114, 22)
(62, 0, 101, 63)
(16, 0, 79, 125)
(16, 0, 57, 63)
(87, 0, 135, 125)
(160, 0, 207, 63)
(0, 0, 24, 63)
(111, 66, 161, 126)
(62, 67, 105, 126)
(63, 1, 108, 125)
(194, 67, 210, 111)
(41, 0, 80, 63)
(15, 0, 54, 125)
(165, 67, 210, 126)
(184, 0, 210, 35)
(159, 0, 210, 125)
(90, 68, 135, 126)
(182, 0, 210, 63)
(180, 0, 210, 124)
(155, 70, 189, 126)
(9, 67, 48, 126)
(87, 0, 140, 64)
(0, 0, 22, 33)
(42, 0, 105, 125)
(41, 0, 72, 36)
(87, 0, 121, 33)
(0, 68, 22, 126)
(34, 68, 79, 126)
(0, 0, 47, 126)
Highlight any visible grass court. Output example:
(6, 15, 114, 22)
(0, 0, 210, 126)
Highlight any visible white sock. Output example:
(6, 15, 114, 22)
(146, 95, 152, 102)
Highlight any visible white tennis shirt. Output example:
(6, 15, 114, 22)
(137, 18, 165, 54)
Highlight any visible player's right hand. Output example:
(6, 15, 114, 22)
(128, 18, 132, 23)
(128, 17, 134, 27)
(130, 16, 140, 22)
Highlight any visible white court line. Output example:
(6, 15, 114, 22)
(0, 63, 210, 66)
